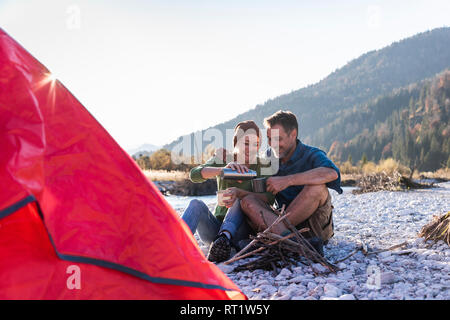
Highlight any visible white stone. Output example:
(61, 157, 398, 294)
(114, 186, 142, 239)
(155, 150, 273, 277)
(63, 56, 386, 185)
(337, 262, 347, 269)
(258, 285, 277, 295)
(307, 282, 316, 290)
(427, 253, 442, 261)
(339, 294, 356, 300)
(255, 279, 271, 286)
(320, 296, 339, 300)
(275, 268, 292, 280)
(380, 271, 398, 285)
(323, 284, 342, 298)
(289, 275, 304, 283)
(276, 294, 292, 300)
(378, 251, 391, 258)
(311, 263, 328, 273)
(216, 263, 234, 274)
(381, 255, 396, 263)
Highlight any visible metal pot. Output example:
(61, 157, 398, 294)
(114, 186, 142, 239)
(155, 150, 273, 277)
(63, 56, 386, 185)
(251, 177, 267, 193)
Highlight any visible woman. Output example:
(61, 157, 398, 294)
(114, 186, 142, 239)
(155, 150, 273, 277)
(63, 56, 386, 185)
(181, 120, 274, 263)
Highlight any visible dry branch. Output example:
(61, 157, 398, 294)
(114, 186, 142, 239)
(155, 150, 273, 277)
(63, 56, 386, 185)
(224, 205, 339, 273)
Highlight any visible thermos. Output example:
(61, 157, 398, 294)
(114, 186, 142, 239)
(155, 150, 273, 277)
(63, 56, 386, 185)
(220, 168, 267, 193)
(220, 168, 257, 180)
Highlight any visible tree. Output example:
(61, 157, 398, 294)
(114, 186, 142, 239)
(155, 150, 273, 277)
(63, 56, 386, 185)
(360, 153, 368, 167)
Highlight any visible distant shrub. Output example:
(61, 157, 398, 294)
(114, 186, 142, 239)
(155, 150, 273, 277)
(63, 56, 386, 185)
(375, 158, 411, 176)
(362, 161, 377, 174)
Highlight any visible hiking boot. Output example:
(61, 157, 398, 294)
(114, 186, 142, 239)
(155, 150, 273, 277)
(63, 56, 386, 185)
(207, 234, 232, 263)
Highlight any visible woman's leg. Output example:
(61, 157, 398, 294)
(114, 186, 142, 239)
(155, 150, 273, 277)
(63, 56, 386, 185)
(181, 199, 221, 246)
(219, 199, 255, 248)
(219, 199, 245, 239)
(207, 199, 254, 262)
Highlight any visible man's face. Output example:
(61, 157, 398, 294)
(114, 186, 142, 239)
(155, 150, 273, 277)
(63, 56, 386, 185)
(267, 124, 297, 160)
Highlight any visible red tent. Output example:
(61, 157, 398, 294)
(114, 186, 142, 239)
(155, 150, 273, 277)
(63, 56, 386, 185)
(0, 29, 245, 300)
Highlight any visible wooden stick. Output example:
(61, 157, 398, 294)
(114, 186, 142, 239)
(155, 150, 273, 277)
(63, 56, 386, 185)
(224, 231, 301, 265)
(227, 210, 294, 261)
(366, 241, 409, 255)
(224, 246, 267, 265)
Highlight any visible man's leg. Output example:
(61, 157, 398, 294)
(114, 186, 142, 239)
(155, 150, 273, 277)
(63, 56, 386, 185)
(181, 199, 221, 246)
(284, 184, 329, 228)
(241, 184, 329, 235)
(240, 194, 282, 233)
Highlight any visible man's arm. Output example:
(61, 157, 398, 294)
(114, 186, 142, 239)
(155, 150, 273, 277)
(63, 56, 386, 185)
(266, 167, 338, 194)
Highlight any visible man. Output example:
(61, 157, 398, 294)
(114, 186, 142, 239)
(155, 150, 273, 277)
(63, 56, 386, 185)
(240, 110, 342, 255)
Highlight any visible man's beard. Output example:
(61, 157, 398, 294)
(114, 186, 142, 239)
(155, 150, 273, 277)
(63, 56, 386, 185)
(278, 144, 295, 161)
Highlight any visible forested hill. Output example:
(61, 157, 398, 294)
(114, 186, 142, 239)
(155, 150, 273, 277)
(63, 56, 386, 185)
(328, 70, 450, 171)
(164, 27, 450, 168)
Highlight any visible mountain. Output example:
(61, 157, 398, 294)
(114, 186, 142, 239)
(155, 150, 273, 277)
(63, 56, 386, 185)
(163, 27, 450, 166)
(328, 69, 450, 171)
(127, 143, 160, 158)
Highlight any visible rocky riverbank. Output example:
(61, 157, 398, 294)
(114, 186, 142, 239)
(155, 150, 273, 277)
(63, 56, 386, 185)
(177, 182, 450, 300)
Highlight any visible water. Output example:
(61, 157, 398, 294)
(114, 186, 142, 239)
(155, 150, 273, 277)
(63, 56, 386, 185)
(164, 194, 216, 212)
(164, 187, 356, 212)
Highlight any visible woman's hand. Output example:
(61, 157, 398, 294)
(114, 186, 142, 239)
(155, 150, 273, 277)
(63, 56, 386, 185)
(222, 187, 241, 208)
(225, 161, 249, 174)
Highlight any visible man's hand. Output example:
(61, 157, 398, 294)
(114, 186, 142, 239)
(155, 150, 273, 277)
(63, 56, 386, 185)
(266, 176, 291, 194)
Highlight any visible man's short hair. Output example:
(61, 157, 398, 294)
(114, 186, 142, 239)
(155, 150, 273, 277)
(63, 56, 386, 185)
(264, 110, 298, 136)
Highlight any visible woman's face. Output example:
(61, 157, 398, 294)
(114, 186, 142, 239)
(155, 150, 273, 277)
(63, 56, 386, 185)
(234, 133, 260, 165)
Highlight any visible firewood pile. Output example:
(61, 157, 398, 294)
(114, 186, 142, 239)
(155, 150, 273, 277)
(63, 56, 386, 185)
(352, 171, 435, 194)
(419, 211, 450, 246)
(352, 171, 403, 194)
(223, 205, 339, 274)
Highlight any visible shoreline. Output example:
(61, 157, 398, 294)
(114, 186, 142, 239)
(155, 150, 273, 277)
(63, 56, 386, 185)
(151, 172, 448, 196)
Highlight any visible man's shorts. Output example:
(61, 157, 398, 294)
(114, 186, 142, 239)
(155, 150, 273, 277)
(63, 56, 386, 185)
(295, 190, 334, 242)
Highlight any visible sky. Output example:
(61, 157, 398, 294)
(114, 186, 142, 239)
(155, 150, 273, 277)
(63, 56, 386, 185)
(1, 0, 449, 151)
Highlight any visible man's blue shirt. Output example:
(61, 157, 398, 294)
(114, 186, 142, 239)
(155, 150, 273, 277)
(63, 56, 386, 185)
(271, 139, 342, 208)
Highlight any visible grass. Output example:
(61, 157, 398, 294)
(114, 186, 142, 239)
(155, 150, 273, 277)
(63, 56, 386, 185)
(339, 158, 450, 182)
(415, 168, 450, 180)
(143, 170, 188, 182)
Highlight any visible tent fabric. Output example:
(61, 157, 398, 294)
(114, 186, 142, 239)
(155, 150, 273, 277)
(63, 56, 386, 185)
(0, 29, 246, 300)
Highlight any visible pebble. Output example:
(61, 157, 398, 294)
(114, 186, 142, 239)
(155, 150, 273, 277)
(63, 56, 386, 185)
(323, 284, 342, 298)
(311, 263, 328, 273)
(380, 271, 398, 285)
(275, 268, 292, 280)
(216, 263, 233, 274)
